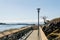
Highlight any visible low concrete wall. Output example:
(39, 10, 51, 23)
(39, 27, 48, 40)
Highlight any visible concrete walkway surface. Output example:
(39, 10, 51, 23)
(26, 30, 38, 40)
(26, 27, 48, 40)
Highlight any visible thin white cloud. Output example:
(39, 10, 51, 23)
(0, 18, 44, 23)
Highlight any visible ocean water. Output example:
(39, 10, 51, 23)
(0, 25, 27, 32)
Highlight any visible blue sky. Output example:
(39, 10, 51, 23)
(0, 0, 60, 23)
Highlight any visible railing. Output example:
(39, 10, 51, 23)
(0, 27, 33, 40)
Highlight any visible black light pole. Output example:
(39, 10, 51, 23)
(37, 8, 40, 40)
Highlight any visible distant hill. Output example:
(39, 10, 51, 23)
(0, 23, 6, 25)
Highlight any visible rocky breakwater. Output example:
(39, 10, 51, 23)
(0, 26, 33, 40)
(42, 18, 60, 40)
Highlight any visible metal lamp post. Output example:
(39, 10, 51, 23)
(37, 8, 40, 40)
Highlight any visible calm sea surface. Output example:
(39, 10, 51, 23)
(0, 25, 27, 32)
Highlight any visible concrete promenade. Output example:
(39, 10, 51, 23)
(26, 27, 48, 40)
(26, 30, 38, 40)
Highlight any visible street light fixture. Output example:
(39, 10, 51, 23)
(37, 8, 40, 40)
